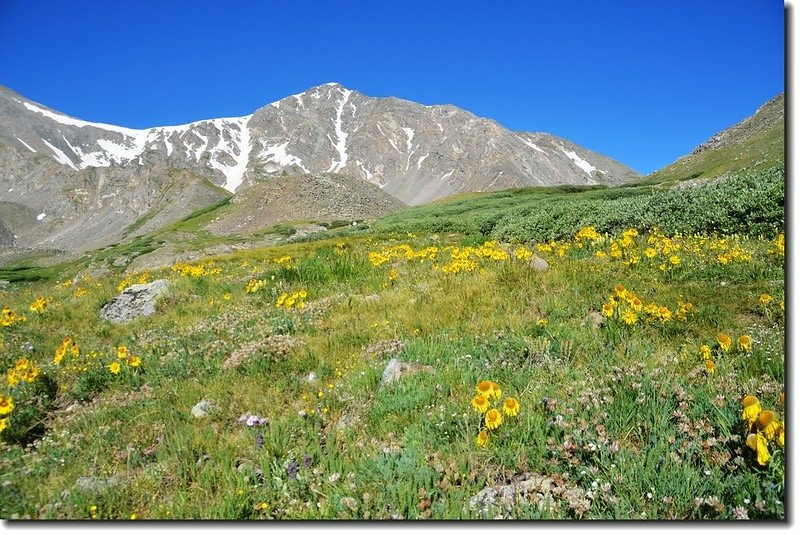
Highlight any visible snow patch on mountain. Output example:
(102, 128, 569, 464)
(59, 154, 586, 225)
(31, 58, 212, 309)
(259, 141, 308, 174)
(518, 135, 546, 154)
(208, 116, 252, 192)
(42, 139, 77, 170)
(560, 147, 597, 177)
(327, 88, 351, 172)
(16, 137, 36, 152)
(23, 101, 142, 137)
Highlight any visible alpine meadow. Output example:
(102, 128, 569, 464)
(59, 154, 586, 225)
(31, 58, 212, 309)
(0, 2, 787, 521)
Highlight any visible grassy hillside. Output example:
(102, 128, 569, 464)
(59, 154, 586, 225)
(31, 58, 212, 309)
(0, 162, 785, 520)
(643, 94, 784, 186)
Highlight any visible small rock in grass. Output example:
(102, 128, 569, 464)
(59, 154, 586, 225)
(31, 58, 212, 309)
(74, 476, 122, 493)
(381, 358, 435, 384)
(469, 475, 555, 517)
(100, 279, 169, 323)
(527, 255, 549, 272)
(191, 399, 219, 419)
(582, 311, 605, 329)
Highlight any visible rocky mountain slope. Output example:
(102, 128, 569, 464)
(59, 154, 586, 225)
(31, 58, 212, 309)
(646, 93, 784, 184)
(205, 173, 406, 237)
(0, 83, 640, 262)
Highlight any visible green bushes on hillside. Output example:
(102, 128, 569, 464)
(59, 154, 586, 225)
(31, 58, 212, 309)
(371, 166, 784, 243)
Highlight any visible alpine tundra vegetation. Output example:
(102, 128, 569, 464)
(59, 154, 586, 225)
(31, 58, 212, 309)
(0, 160, 785, 519)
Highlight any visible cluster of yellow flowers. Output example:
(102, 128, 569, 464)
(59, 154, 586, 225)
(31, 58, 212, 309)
(6, 357, 40, 387)
(574, 226, 604, 245)
(699, 333, 752, 373)
(272, 255, 296, 268)
(437, 242, 510, 275)
(0, 394, 13, 433)
(439, 247, 480, 275)
(534, 227, 766, 270)
(1, 305, 26, 328)
(470, 380, 521, 448)
(53, 336, 80, 365)
(172, 262, 220, 278)
(513, 246, 533, 261)
(245, 279, 268, 294)
(28, 296, 49, 314)
(742, 394, 784, 466)
(276, 290, 307, 310)
(759, 292, 785, 316)
(714, 246, 753, 266)
(768, 233, 784, 256)
(117, 272, 150, 292)
(109, 345, 142, 374)
(601, 284, 692, 326)
(0, 356, 41, 434)
(368, 244, 439, 267)
(334, 242, 347, 256)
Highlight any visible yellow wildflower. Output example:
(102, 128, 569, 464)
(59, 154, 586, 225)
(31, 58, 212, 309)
(737, 335, 751, 352)
(128, 355, 142, 367)
(742, 395, 761, 425)
(756, 410, 781, 441)
(0, 418, 7, 433)
(536, 318, 548, 328)
(746, 433, 771, 466)
(485, 409, 502, 430)
(621, 310, 638, 325)
(760, 293, 773, 304)
(476, 381, 493, 399)
(117, 346, 128, 360)
(716, 333, 732, 352)
(699, 345, 712, 360)
(0, 395, 13, 416)
(470, 394, 489, 414)
(29, 296, 48, 314)
(601, 303, 615, 317)
(108, 362, 121, 374)
(476, 429, 490, 448)
(502, 397, 521, 417)
(704, 360, 715, 374)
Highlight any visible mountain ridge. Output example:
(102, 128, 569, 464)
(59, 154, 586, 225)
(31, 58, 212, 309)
(0, 82, 639, 201)
(0, 82, 641, 262)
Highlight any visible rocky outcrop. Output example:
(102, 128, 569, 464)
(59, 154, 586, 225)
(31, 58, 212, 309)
(99, 280, 168, 323)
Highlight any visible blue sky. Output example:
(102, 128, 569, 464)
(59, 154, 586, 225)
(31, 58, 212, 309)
(0, 0, 784, 174)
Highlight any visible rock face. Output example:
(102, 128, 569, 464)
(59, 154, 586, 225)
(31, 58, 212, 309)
(205, 173, 406, 237)
(381, 358, 435, 384)
(99, 279, 168, 323)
